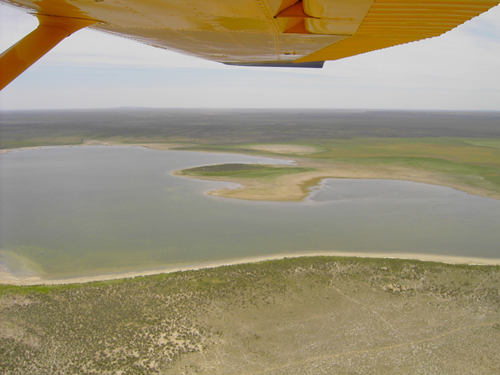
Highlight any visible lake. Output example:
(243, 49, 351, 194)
(1, 145, 499, 280)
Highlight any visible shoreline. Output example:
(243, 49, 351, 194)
(175, 162, 500, 202)
(2, 142, 499, 201)
(0, 141, 179, 154)
(2, 143, 499, 286)
(1, 252, 499, 286)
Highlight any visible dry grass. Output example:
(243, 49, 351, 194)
(2, 257, 499, 374)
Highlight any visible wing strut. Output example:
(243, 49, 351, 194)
(0, 15, 96, 90)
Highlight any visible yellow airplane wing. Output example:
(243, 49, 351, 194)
(1, 0, 499, 89)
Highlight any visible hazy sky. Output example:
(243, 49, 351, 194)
(1, 3, 499, 110)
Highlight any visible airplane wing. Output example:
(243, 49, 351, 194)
(1, 0, 499, 89)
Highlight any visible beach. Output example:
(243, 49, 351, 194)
(2, 251, 499, 286)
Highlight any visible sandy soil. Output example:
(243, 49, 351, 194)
(0, 146, 44, 154)
(247, 144, 322, 155)
(0, 141, 120, 154)
(81, 141, 193, 151)
(2, 252, 499, 286)
(195, 159, 500, 201)
(0, 141, 184, 154)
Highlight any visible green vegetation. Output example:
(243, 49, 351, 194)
(176, 140, 500, 200)
(178, 164, 312, 180)
(2, 257, 500, 374)
(465, 139, 500, 149)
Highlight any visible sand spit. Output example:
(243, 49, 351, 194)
(177, 160, 500, 201)
(3, 142, 499, 200)
(0, 141, 183, 154)
(0, 142, 114, 155)
(1, 252, 499, 286)
(0, 146, 44, 154)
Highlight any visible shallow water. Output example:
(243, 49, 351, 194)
(1, 146, 499, 279)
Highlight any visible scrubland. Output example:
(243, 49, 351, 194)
(1, 257, 500, 374)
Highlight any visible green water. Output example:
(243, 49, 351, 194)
(1, 146, 499, 280)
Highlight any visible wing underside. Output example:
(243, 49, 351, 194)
(1, 0, 499, 66)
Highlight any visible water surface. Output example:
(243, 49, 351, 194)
(1, 146, 499, 279)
